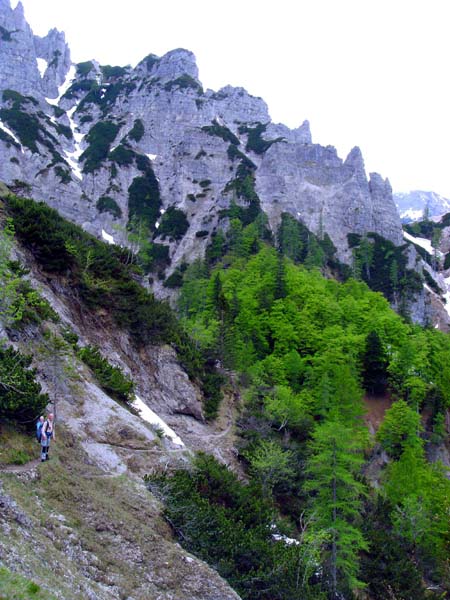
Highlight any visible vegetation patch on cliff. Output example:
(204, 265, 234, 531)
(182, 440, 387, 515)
(348, 232, 423, 312)
(202, 119, 240, 145)
(0, 91, 66, 165)
(96, 195, 122, 219)
(80, 121, 121, 173)
(4, 194, 224, 418)
(238, 122, 284, 154)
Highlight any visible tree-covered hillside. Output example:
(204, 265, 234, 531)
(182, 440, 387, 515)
(152, 242, 450, 599)
(1, 194, 449, 599)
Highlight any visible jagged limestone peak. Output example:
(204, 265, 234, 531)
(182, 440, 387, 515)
(0, 0, 405, 294)
(344, 146, 364, 169)
(0, 0, 70, 98)
(150, 47, 199, 84)
(344, 146, 367, 185)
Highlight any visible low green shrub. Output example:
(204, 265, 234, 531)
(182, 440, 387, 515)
(128, 118, 144, 142)
(76, 61, 94, 76)
(148, 453, 318, 599)
(62, 79, 97, 100)
(0, 25, 13, 41)
(164, 75, 202, 93)
(80, 121, 121, 173)
(77, 345, 134, 403)
(0, 345, 49, 425)
(163, 270, 184, 288)
(238, 122, 284, 154)
(109, 144, 135, 166)
(202, 120, 240, 145)
(54, 166, 71, 184)
(96, 196, 122, 219)
(158, 207, 189, 240)
(100, 65, 128, 79)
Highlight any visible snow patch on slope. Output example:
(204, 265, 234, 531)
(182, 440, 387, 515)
(403, 231, 436, 255)
(101, 230, 115, 245)
(36, 58, 48, 78)
(0, 120, 24, 152)
(63, 105, 85, 180)
(46, 65, 76, 106)
(443, 275, 450, 318)
(132, 395, 184, 447)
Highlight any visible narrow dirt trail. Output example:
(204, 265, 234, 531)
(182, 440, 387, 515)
(0, 458, 41, 474)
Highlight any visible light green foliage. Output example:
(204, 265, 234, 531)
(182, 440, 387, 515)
(384, 445, 450, 564)
(181, 246, 399, 396)
(176, 243, 450, 594)
(305, 419, 368, 596)
(244, 439, 294, 495)
(376, 400, 422, 458)
(264, 385, 310, 432)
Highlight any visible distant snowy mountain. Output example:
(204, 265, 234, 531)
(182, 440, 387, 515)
(394, 190, 450, 222)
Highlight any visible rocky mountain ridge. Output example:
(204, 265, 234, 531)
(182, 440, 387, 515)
(394, 189, 450, 223)
(0, 0, 449, 331)
(0, 1, 402, 269)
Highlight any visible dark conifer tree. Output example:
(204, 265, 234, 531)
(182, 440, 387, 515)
(362, 330, 388, 395)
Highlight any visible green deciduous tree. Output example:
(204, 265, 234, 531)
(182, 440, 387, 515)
(384, 444, 450, 567)
(244, 439, 295, 497)
(376, 400, 422, 458)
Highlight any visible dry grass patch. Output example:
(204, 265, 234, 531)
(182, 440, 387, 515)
(0, 423, 38, 466)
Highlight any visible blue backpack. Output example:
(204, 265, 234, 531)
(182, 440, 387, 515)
(36, 419, 43, 442)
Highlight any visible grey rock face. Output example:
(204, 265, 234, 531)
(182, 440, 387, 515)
(151, 47, 199, 84)
(370, 173, 403, 246)
(0, 0, 404, 279)
(0, 0, 70, 98)
(33, 27, 72, 98)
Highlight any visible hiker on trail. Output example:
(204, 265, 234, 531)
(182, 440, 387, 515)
(40, 413, 55, 462)
(36, 416, 44, 442)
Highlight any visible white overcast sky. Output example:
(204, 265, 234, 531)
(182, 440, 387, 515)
(14, 0, 450, 197)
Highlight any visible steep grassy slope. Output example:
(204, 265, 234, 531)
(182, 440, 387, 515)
(0, 432, 239, 600)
